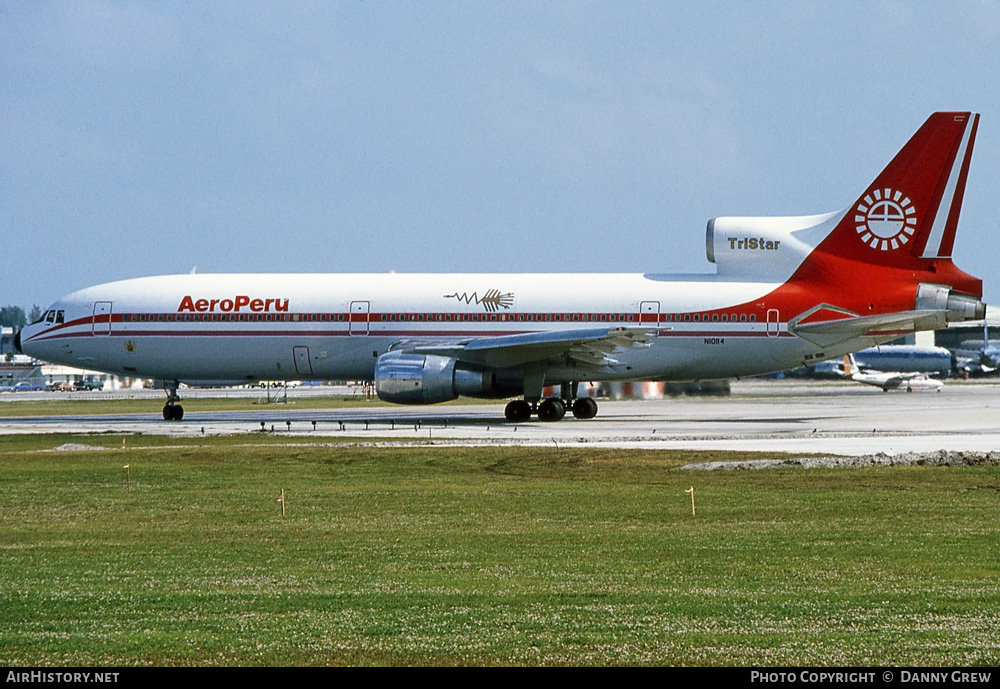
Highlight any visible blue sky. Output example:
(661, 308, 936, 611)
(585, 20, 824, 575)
(3, 1, 999, 311)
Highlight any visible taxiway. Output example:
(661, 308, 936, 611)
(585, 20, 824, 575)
(2, 379, 998, 457)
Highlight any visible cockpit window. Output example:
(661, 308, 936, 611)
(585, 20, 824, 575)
(34, 308, 64, 326)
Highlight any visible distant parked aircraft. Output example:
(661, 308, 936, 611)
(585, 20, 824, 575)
(853, 344, 953, 376)
(951, 321, 999, 375)
(807, 344, 953, 379)
(842, 354, 943, 392)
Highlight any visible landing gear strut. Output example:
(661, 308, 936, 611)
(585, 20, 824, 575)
(162, 382, 184, 421)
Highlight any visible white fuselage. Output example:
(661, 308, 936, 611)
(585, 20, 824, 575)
(850, 370, 944, 392)
(21, 271, 829, 387)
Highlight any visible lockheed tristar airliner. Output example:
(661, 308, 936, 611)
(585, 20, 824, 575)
(16, 112, 987, 422)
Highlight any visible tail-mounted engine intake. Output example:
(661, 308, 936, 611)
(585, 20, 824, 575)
(374, 352, 496, 404)
(706, 212, 842, 280)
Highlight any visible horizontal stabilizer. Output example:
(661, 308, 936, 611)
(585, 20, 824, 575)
(788, 308, 946, 348)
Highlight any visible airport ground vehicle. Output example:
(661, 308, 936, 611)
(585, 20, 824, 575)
(74, 377, 104, 391)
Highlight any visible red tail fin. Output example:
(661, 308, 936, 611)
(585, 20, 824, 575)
(793, 112, 982, 300)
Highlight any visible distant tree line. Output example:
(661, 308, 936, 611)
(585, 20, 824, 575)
(1, 305, 42, 330)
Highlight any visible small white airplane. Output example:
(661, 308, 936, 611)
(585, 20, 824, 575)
(841, 354, 944, 392)
(16, 112, 986, 421)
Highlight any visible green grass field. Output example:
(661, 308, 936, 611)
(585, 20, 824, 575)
(2, 434, 998, 666)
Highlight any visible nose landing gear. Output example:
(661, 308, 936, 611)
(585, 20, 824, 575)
(162, 382, 184, 421)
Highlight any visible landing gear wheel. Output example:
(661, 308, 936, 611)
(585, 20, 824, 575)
(163, 404, 184, 421)
(162, 381, 183, 421)
(571, 397, 598, 419)
(504, 400, 532, 422)
(537, 397, 566, 422)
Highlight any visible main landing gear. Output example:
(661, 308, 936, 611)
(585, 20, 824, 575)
(162, 382, 184, 421)
(503, 382, 599, 422)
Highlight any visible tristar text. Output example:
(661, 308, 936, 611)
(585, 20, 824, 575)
(728, 237, 781, 251)
(177, 296, 290, 313)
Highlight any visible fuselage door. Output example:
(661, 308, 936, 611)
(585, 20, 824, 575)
(767, 308, 780, 337)
(640, 301, 660, 335)
(349, 301, 370, 335)
(93, 301, 113, 336)
(293, 346, 313, 376)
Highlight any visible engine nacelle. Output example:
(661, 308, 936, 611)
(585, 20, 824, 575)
(915, 283, 986, 323)
(374, 352, 496, 404)
(706, 212, 842, 280)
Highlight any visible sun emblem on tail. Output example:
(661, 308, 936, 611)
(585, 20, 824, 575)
(855, 188, 917, 251)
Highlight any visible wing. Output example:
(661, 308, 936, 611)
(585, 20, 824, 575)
(387, 326, 654, 370)
(880, 375, 911, 388)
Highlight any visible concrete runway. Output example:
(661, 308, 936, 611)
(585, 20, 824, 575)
(2, 379, 999, 456)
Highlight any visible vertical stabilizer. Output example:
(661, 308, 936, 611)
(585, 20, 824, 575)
(820, 112, 978, 268)
(786, 112, 982, 306)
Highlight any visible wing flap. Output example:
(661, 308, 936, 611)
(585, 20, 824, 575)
(392, 326, 653, 369)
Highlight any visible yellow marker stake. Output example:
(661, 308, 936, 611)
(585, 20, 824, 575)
(278, 488, 286, 516)
(685, 486, 695, 516)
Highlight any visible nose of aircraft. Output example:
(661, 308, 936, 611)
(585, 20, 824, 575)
(13, 328, 23, 354)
